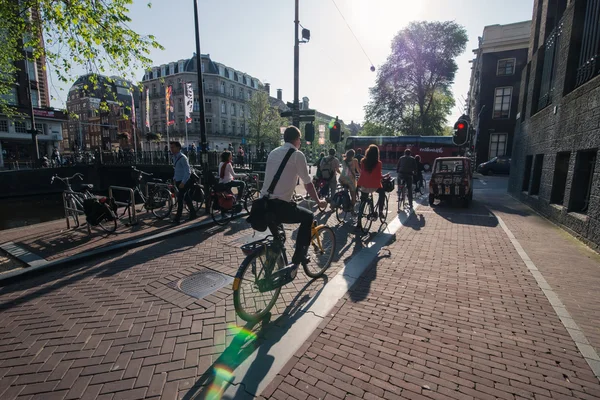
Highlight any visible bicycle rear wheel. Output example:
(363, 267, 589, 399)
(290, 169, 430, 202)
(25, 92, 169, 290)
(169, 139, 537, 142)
(210, 196, 234, 226)
(98, 213, 117, 233)
(233, 248, 284, 323)
(186, 185, 204, 214)
(359, 200, 373, 234)
(304, 226, 336, 278)
(380, 194, 389, 223)
(150, 187, 173, 219)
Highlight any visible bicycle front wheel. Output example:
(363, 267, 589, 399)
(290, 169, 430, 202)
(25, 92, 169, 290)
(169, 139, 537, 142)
(304, 226, 336, 278)
(359, 200, 373, 234)
(380, 194, 389, 223)
(151, 187, 173, 219)
(233, 248, 284, 323)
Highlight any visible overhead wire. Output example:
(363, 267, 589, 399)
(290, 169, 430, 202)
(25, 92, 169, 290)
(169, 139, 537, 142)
(329, 0, 375, 69)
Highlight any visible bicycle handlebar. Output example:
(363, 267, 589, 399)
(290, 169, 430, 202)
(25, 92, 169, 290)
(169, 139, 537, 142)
(131, 166, 153, 176)
(51, 173, 83, 184)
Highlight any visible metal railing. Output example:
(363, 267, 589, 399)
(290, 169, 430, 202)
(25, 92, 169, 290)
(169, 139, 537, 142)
(537, 21, 563, 111)
(108, 186, 137, 225)
(576, 0, 600, 87)
(62, 190, 91, 234)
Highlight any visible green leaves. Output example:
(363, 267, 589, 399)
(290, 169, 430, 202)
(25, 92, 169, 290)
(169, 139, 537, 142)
(0, 0, 162, 114)
(366, 21, 467, 136)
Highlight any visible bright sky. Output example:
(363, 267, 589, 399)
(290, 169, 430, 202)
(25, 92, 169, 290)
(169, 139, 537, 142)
(48, 0, 534, 126)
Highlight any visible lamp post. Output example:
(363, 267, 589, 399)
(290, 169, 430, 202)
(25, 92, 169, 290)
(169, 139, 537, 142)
(193, 0, 207, 161)
(293, 0, 300, 128)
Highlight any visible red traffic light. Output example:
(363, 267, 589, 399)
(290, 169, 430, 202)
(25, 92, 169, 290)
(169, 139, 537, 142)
(457, 123, 465, 130)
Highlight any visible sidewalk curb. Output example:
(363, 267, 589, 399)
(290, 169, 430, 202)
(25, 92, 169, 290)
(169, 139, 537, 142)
(0, 212, 248, 287)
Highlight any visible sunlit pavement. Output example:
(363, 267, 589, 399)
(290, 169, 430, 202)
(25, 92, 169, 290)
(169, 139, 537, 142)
(1, 175, 600, 399)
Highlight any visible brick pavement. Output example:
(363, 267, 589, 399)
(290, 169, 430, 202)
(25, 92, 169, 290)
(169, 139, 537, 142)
(0, 187, 400, 399)
(264, 196, 600, 399)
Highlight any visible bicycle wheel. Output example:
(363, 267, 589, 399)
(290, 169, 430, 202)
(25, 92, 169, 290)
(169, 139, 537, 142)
(186, 185, 204, 214)
(359, 200, 373, 234)
(335, 205, 345, 223)
(380, 194, 389, 223)
(210, 196, 234, 226)
(98, 213, 117, 233)
(150, 187, 173, 219)
(398, 187, 406, 211)
(243, 188, 259, 212)
(66, 195, 80, 227)
(233, 247, 284, 323)
(304, 226, 336, 278)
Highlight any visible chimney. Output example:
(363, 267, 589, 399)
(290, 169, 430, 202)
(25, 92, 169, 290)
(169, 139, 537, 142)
(277, 89, 282, 101)
(264, 83, 270, 95)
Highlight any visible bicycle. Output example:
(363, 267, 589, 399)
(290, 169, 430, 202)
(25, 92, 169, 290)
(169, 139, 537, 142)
(167, 169, 205, 217)
(233, 220, 336, 322)
(120, 167, 174, 220)
(357, 190, 383, 234)
(51, 173, 117, 233)
(241, 173, 260, 212)
(333, 184, 357, 223)
(208, 178, 246, 226)
(397, 179, 407, 211)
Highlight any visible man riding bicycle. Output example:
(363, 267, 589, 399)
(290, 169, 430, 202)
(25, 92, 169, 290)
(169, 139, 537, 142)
(397, 148, 417, 209)
(260, 126, 327, 268)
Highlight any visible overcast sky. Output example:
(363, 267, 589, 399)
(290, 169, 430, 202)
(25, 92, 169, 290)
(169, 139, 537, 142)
(47, 0, 534, 126)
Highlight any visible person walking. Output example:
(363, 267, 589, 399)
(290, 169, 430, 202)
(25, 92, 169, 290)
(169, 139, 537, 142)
(170, 141, 196, 224)
(397, 148, 417, 208)
(356, 145, 390, 231)
(355, 148, 364, 168)
(319, 148, 340, 201)
(414, 154, 425, 194)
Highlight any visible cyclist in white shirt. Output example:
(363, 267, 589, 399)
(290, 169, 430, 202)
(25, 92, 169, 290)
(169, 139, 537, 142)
(260, 126, 327, 266)
(218, 151, 246, 199)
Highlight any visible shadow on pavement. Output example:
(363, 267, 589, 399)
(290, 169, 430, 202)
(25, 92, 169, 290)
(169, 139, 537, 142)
(348, 243, 393, 304)
(430, 200, 499, 228)
(181, 275, 329, 400)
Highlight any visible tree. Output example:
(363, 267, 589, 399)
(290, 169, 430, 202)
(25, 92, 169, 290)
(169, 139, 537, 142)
(365, 21, 467, 136)
(360, 121, 395, 137)
(0, 0, 162, 115)
(247, 90, 287, 150)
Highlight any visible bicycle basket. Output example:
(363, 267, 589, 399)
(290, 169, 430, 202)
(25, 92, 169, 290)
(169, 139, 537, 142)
(382, 178, 395, 193)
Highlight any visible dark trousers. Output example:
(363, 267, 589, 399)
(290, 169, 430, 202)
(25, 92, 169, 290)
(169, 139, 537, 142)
(175, 180, 195, 220)
(267, 199, 314, 264)
(359, 189, 386, 215)
(400, 174, 414, 206)
(224, 180, 245, 200)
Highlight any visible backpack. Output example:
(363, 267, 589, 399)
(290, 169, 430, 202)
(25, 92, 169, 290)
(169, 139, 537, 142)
(83, 198, 112, 226)
(320, 156, 334, 180)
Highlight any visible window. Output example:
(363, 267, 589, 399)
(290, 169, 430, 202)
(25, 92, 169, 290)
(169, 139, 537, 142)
(220, 82, 225, 94)
(530, 154, 544, 196)
(161, 65, 166, 77)
(232, 120, 236, 134)
(27, 60, 37, 81)
(201, 62, 205, 73)
(489, 133, 507, 158)
(0, 120, 8, 132)
(205, 98, 212, 112)
(240, 106, 244, 117)
(434, 159, 467, 173)
(569, 150, 597, 214)
(152, 84, 157, 94)
(493, 87, 512, 119)
(522, 155, 533, 191)
(225, 69, 230, 79)
(240, 125, 244, 136)
(230, 86, 234, 97)
(221, 119, 227, 133)
(231, 103, 235, 115)
(1, 86, 17, 105)
(208, 83, 214, 92)
(179, 61, 185, 73)
(161, 101, 165, 114)
(551, 152, 570, 205)
(247, 91, 251, 101)
(221, 101, 226, 113)
(497, 58, 516, 76)
(35, 123, 44, 134)
(15, 121, 27, 133)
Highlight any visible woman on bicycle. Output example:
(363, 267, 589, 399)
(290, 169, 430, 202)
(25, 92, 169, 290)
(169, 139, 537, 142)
(218, 151, 246, 199)
(356, 145, 390, 231)
(339, 149, 360, 206)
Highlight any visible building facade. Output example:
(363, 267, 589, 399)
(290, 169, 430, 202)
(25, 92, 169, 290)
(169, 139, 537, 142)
(0, 9, 66, 169)
(509, 0, 600, 249)
(467, 21, 531, 166)
(65, 74, 140, 152)
(141, 54, 261, 151)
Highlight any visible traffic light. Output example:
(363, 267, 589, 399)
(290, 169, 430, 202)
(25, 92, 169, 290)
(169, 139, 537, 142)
(305, 123, 315, 142)
(453, 118, 470, 146)
(330, 120, 341, 144)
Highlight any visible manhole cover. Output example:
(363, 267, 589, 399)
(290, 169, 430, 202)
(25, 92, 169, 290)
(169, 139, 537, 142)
(167, 270, 233, 300)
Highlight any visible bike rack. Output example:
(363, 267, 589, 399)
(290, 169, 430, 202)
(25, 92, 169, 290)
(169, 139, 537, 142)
(108, 186, 138, 225)
(62, 190, 92, 235)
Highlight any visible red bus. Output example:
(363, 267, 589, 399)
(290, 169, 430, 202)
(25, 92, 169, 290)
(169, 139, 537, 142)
(344, 136, 459, 171)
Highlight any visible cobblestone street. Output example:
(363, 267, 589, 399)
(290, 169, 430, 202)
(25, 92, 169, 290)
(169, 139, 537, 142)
(0, 176, 599, 399)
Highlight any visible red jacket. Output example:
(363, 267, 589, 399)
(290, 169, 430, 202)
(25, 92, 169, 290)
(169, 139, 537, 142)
(358, 160, 383, 189)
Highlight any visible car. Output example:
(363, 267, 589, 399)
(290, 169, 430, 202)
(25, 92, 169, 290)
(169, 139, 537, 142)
(477, 155, 511, 175)
(429, 157, 473, 208)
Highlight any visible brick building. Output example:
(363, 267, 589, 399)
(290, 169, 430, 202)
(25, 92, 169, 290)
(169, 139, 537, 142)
(467, 21, 531, 166)
(509, 0, 600, 249)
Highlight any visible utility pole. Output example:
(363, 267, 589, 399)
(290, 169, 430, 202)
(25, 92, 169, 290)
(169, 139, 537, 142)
(25, 57, 39, 165)
(193, 0, 208, 164)
(293, 0, 300, 128)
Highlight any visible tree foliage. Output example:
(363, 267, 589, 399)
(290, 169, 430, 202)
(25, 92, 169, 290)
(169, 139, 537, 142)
(0, 0, 162, 115)
(365, 21, 467, 136)
(247, 90, 288, 150)
(359, 121, 395, 137)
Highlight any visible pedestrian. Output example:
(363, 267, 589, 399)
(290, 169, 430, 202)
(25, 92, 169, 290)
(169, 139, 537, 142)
(355, 148, 364, 168)
(170, 141, 196, 224)
(237, 146, 245, 167)
(314, 152, 325, 179)
(228, 143, 234, 152)
(319, 148, 340, 201)
(397, 148, 417, 208)
(414, 155, 425, 194)
(356, 145, 390, 231)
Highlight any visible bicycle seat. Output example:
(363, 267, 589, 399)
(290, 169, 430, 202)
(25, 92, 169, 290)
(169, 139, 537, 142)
(151, 178, 163, 183)
(77, 183, 94, 191)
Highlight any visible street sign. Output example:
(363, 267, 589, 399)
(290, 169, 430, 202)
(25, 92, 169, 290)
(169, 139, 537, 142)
(280, 109, 316, 118)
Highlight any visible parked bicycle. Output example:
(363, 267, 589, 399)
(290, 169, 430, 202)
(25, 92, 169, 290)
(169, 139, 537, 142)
(167, 168, 205, 216)
(117, 167, 174, 220)
(233, 220, 336, 322)
(51, 173, 117, 233)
